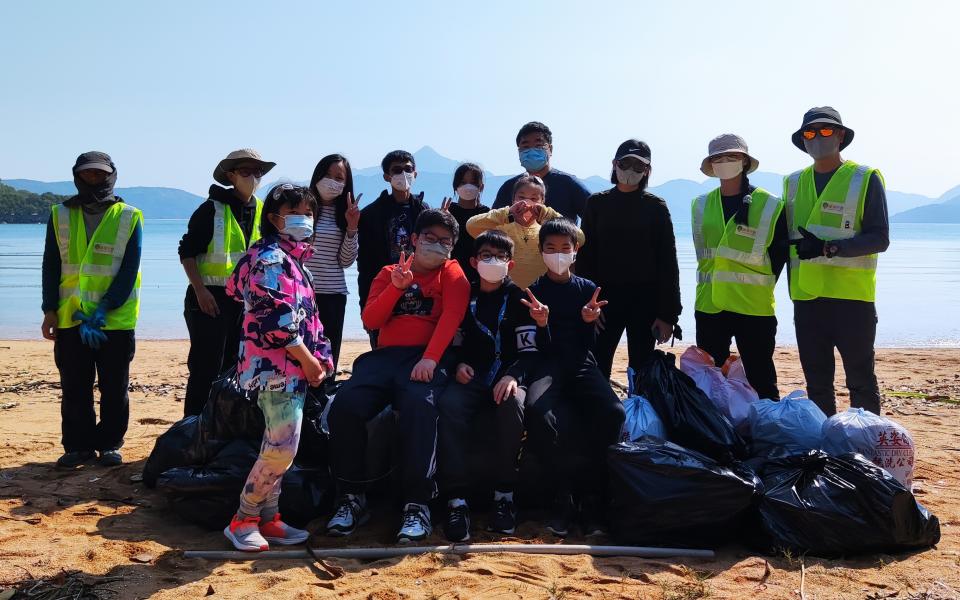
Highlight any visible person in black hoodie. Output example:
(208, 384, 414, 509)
(440, 162, 490, 282)
(437, 230, 547, 542)
(357, 150, 428, 348)
(576, 139, 682, 381)
(177, 149, 275, 417)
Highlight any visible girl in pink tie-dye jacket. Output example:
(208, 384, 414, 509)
(222, 184, 334, 552)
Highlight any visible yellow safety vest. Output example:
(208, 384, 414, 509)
(52, 202, 142, 330)
(784, 161, 881, 302)
(692, 188, 783, 317)
(196, 198, 263, 286)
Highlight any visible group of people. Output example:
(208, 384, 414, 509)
(40, 106, 889, 552)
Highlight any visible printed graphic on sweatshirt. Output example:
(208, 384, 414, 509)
(392, 283, 435, 316)
(516, 325, 538, 351)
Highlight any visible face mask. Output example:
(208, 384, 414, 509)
(712, 161, 744, 180)
(315, 177, 344, 202)
(281, 215, 314, 241)
(456, 184, 480, 202)
(417, 240, 450, 268)
(614, 166, 646, 187)
(519, 147, 549, 172)
(804, 136, 841, 160)
(543, 251, 576, 275)
(476, 258, 509, 283)
(391, 171, 415, 192)
(233, 174, 260, 197)
(74, 169, 118, 204)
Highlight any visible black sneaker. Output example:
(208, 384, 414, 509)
(443, 502, 471, 542)
(580, 495, 607, 536)
(397, 503, 432, 544)
(326, 494, 369, 537)
(488, 497, 517, 535)
(546, 493, 576, 537)
(56, 450, 95, 469)
(98, 450, 123, 466)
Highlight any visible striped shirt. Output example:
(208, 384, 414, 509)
(305, 204, 358, 295)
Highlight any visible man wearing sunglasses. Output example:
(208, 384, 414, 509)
(178, 148, 275, 417)
(357, 150, 429, 348)
(784, 107, 890, 416)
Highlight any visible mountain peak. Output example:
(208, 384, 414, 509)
(412, 146, 461, 173)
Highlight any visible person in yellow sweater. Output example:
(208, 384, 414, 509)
(466, 174, 584, 288)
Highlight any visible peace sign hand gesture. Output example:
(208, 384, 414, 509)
(581, 286, 608, 324)
(520, 288, 549, 328)
(440, 197, 454, 212)
(345, 192, 362, 231)
(391, 251, 415, 290)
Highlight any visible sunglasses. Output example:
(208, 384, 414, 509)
(389, 165, 415, 175)
(802, 126, 841, 140)
(616, 157, 648, 172)
(232, 167, 265, 178)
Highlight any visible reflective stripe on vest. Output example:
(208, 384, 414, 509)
(196, 198, 262, 287)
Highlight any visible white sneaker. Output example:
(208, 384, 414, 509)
(397, 503, 432, 544)
(326, 494, 369, 537)
(224, 514, 269, 552)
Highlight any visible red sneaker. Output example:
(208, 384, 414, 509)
(259, 513, 309, 545)
(223, 514, 269, 552)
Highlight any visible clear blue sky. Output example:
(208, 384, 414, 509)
(2, 0, 958, 197)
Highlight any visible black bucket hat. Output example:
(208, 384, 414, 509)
(791, 106, 855, 152)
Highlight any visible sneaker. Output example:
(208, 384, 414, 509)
(545, 493, 576, 537)
(326, 494, 369, 537)
(259, 513, 309, 545)
(98, 450, 122, 466)
(443, 501, 470, 542)
(488, 497, 517, 535)
(224, 514, 269, 552)
(580, 495, 607, 536)
(56, 450, 95, 469)
(397, 503, 432, 544)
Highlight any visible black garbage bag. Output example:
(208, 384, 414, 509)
(277, 467, 335, 527)
(637, 350, 747, 463)
(755, 451, 941, 557)
(608, 439, 762, 548)
(294, 385, 332, 469)
(201, 367, 265, 441)
(142, 416, 227, 488)
(156, 439, 259, 495)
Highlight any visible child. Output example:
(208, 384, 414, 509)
(524, 219, 625, 538)
(437, 230, 548, 542)
(441, 162, 490, 281)
(466, 174, 583, 288)
(326, 209, 470, 543)
(223, 184, 334, 552)
(357, 150, 428, 348)
(41, 152, 142, 469)
(305, 153, 361, 373)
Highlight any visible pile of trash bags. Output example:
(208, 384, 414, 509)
(608, 348, 940, 556)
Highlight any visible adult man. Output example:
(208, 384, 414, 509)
(491, 121, 590, 221)
(785, 107, 890, 416)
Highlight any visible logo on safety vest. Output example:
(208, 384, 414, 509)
(93, 242, 114, 255)
(735, 224, 757, 238)
(821, 201, 845, 215)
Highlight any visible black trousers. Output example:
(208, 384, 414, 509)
(54, 327, 135, 453)
(524, 361, 626, 496)
(437, 378, 525, 497)
(695, 310, 780, 400)
(315, 293, 347, 372)
(183, 286, 242, 417)
(794, 298, 880, 416)
(328, 346, 451, 504)
(593, 285, 657, 381)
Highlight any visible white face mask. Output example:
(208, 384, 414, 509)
(712, 160, 744, 180)
(315, 177, 345, 202)
(391, 171, 415, 192)
(615, 166, 645, 187)
(543, 251, 576, 275)
(456, 184, 480, 202)
(476, 258, 509, 283)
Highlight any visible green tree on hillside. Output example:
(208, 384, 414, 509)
(0, 180, 70, 223)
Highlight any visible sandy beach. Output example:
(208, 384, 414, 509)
(0, 339, 958, 599)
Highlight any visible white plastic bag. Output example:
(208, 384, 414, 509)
(749, 390, 827, 457)
(620, 368, 667, 442)
(679, 346, 759, 431)
(821, 408, 915, 489)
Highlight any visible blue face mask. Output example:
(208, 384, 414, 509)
(282, 214, 314, 241)
(519, 147, 549, 172)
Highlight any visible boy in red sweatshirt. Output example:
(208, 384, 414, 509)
(326, 209, 470, 543)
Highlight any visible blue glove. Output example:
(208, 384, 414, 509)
(72, 308, 108, 349)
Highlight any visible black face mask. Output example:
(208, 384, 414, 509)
(73, 169, 117, 205)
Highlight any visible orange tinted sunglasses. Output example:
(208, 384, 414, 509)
(802, 126, 838, 140)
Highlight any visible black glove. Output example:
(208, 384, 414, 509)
(791, 227, 825, 260)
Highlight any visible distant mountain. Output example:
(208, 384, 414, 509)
(3, 179, 204, 220)
(891, 194, 960, 223)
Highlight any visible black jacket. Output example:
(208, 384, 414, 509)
(178, 185, 259, 264)
(576, 187, 682, 324)
(356, 189, 428, 309)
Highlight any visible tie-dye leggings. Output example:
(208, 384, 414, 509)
(237, 390, 305, 518)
